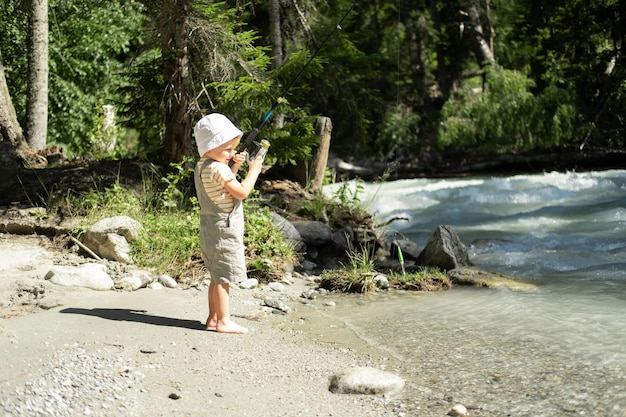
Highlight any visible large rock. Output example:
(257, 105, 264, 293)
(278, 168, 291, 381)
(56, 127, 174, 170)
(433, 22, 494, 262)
(291, 220, 333, 246)
(329, 367, 405, 395)
(271, 213, 305, 252)
(86, 215, 143, 241)
(115, 269, 154, 291)
(332, 226, 354, 251)
(83, 216, 143, 263)
(416, 225, 471, 270)
(390, 239, 420, 261)
(45, 264, 114, 291)
(448, 267, 537, 291)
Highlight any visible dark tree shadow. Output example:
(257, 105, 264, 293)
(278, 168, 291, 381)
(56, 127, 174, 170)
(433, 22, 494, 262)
(60, 308, 207, 331)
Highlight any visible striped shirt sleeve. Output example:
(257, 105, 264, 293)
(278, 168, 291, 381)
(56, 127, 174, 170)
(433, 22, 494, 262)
(200, 160, 236, 212)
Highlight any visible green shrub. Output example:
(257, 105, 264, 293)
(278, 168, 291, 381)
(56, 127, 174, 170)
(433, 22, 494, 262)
(133, 209, 200, 277)
(300, 181, 372, 230)
(244, 197, 299, 282)
(438, 67, 577, 153)
(65, 175, 297, 284)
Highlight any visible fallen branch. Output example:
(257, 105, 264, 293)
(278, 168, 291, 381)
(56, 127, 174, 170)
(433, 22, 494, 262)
(70, 236, 102, 261)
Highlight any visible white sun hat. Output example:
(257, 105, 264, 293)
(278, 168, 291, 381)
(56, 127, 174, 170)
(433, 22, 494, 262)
(194, 113, 243, 156)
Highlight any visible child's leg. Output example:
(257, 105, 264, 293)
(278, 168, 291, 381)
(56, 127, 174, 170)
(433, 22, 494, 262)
(214, 282, 248, 334)
(206, 280, 218, 328)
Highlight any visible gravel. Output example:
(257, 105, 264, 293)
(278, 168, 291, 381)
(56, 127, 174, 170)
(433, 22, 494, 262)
(3, 344, 140, 417)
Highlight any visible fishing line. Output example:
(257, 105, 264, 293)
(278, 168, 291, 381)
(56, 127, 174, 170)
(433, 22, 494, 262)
(235, 0, 358, 158)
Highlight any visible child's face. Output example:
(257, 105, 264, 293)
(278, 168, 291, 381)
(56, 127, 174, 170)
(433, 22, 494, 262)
(206, 137, 241, 163)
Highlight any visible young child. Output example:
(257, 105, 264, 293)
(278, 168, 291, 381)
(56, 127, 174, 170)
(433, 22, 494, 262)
(193, 113, 264, 334)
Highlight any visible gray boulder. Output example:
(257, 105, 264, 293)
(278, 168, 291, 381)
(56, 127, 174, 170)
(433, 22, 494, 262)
(271, 213, 305, 252)
(115, 269, 154, 291)
(87, 215, 143, 241)
(83, 216, 143, 263)
(332, 226, 354, 251)
(390, 239, 420, 261)
(291, 220, 333, 246)
(45, 264, 114, 291)
(416, 225, 472, 270)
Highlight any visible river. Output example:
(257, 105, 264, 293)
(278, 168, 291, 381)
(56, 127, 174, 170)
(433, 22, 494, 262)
(316, 170, 626, 416)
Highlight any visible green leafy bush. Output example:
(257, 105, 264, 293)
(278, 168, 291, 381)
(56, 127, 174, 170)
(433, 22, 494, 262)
(66, 172, 296, 283)
(438, 67, 578, 153)
(244, 199, 298, 282)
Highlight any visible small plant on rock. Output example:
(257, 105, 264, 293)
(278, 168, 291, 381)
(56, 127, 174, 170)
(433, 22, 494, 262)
(389, 267, 451, 291)
(319, 239, 377, 294)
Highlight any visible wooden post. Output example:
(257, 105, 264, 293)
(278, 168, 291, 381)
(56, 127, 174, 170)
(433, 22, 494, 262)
(309, 116, 332, 192)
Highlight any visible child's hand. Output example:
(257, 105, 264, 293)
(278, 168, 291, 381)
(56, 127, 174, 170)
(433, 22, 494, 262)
(232, 151, 246, 166)
(248, 155, 264, 174)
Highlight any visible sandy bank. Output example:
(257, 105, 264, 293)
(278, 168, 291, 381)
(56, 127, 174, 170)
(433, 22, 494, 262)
(0, 235, 402, 417)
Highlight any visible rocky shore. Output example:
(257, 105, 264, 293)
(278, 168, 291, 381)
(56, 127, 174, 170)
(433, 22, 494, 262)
(0, 211, 535, 417)
(1, 234, 408, 417)
(0, 170, 543, 417)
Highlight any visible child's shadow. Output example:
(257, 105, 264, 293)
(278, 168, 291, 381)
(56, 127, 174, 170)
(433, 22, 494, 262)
(60, 308, 206, 331)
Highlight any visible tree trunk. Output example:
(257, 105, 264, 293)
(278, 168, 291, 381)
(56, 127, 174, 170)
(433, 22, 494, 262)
(406, 14, 427, 85)
(268, 0, 285, 128)
(269, 0, 284, 68)
(429, 0, 453, 99)
(159, 0, 192, 166)
(484, 0, 495, 55)
(280, 116, 332, 190)
(0, 50, 44, 170)
(25, 0, 49, 151)
(309, 116, 332, 192)
(466, 4, 495, 67)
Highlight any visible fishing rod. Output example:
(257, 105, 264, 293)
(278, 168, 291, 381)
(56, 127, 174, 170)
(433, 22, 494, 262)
(235, 0, 358, 159)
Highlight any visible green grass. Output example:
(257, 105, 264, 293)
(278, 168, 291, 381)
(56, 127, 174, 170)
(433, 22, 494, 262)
(389, 267, 451, 291)
(132, 210, 201, 277)
(64, 171, 296, 285)
(244, 198, 298, 281)
(319, 239, 377, 293)
(319, 241, 451, 294)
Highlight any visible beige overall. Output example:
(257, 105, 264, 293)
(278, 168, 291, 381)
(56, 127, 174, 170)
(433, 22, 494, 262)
(194, 158, 247, 284)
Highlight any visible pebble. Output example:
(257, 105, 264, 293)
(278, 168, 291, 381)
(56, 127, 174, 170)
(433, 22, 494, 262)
(448, 404, 469, 416)
(301, 289, 319, 299)
(263, 297, 291, 313)
(158, 274, 178, 288)
(239, 278, 259, 289)
(148, 281, 164, 290)
(268, 282, 286, 292)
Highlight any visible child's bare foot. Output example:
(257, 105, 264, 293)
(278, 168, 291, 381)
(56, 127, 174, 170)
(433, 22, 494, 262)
(216, 320, 248, 334)
(205, 317, 217, 330)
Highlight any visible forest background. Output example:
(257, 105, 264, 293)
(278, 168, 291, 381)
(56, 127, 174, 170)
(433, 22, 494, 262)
(0, 0, 625, 287)
(1, 0, 624, 175)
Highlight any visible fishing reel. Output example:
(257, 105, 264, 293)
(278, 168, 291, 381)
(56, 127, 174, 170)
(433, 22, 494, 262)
(247, 139, 270, 162)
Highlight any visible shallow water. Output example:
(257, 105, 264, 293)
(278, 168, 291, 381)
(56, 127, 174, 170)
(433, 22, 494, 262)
(319, 170, 626, 415)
